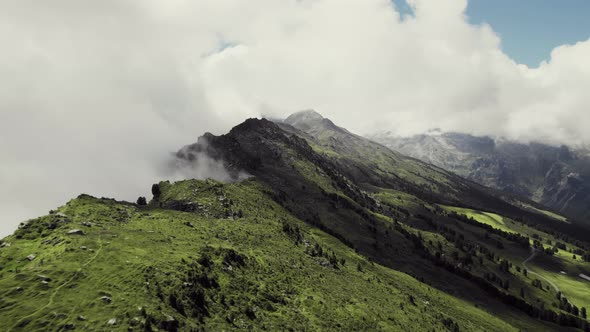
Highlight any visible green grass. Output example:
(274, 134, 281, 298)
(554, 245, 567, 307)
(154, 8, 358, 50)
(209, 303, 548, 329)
(441, 206, 515, 234)
(527, 249, 590, 311)
(0, 179, 521, 331)
(439, 204, 590, 319)
(519, 202, 569, 223)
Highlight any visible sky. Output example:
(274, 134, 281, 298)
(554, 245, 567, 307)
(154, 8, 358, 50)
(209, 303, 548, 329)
(397, 0, 590, 67)
(1, 0, 590, 237)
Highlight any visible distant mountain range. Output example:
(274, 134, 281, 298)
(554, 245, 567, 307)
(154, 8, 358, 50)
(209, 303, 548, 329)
(371, 131, 590, 225)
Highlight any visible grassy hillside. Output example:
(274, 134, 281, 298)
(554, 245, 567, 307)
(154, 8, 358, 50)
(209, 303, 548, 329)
(438, 205, 590, 323)
(2, 113, 590, 331)
(1, 179, 522, 331)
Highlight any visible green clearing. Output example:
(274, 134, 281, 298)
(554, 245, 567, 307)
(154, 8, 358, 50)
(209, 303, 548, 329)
(527, 249, 590, 311)
(520, 202, 569, 223)
(441, 206, 515, 234)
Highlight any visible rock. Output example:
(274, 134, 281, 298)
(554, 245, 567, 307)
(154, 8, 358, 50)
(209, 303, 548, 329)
(101, 296, 112, 303)
(184, 222, 195, 228)
(318, 259, 331, 268)
(0, 242, 11, 248)
(67, 229, 85, 235)
(63, 323, 75, 330)
(56, 212, 67, 218)
(41, 280, 50, 286)
(15, 287, 24, 292)
(81, 221, 92, 227)
(37, 275, 52, 282)
(26, 254, 36, 261)
(77, 315, 86, 321)
(107, 318, 117, 325)
(80, 246, 87, 250)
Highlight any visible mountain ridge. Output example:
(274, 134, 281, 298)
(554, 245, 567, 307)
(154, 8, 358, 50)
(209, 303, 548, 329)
(2, 111, 590, 331)
(371, 131, 590, 225)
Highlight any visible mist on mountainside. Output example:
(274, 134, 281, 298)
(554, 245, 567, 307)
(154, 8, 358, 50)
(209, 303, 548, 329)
(3, 0, 590, 240)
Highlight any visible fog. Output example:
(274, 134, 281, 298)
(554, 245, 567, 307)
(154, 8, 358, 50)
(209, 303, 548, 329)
(1, 0, 589, 236)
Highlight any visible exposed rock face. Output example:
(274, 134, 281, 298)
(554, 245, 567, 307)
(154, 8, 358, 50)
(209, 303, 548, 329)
(372, 131, 590, 224)
(174, 110, 587, 254)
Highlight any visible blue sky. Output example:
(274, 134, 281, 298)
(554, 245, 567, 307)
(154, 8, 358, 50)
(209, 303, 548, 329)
(393, 0, 590, 67)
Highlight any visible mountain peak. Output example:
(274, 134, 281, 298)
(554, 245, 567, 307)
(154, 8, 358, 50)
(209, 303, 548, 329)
(284, 109, 324, 125)
(283, 109, 350, 137)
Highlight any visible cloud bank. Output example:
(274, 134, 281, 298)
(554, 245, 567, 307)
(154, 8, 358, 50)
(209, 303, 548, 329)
(1, 0, 589, 236)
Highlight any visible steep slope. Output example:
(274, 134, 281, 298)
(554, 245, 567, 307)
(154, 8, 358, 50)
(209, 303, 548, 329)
(2, 112, 590, 331)
(1, 180, 525, 332)
(174, 111, 590, 330)
(371, 131, 590, 225)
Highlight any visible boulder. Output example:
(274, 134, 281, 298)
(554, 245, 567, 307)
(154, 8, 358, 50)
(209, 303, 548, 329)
(107, 318, 117, 325)
(101, 296, 112, 303)
(80, 246, 87, 250)
(37, 275, 52, 282)
(26, 254, 36, 261)
(67, 229, 85, 235)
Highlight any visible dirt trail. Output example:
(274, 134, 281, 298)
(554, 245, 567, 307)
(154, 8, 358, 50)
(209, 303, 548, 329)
(522, 248, 560, 293)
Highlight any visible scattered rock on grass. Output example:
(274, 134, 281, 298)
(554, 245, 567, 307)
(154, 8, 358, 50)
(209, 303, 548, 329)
(37, 275, 52, 282)
(26, 254, 36, 261)
(107, 318, 117, 325)
(67, 229, 85, 235)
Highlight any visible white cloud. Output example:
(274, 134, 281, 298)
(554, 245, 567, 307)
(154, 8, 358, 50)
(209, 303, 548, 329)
(1, 0, 589, 236)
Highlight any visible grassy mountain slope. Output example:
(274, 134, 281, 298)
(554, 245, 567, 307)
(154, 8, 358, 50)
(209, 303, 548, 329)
(371, 131, 590, 225)
(173, 111, 590, 330)
(1, 179, 520, 332)
(278, 111, 590, 241)
(2, 111, 590, 331)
